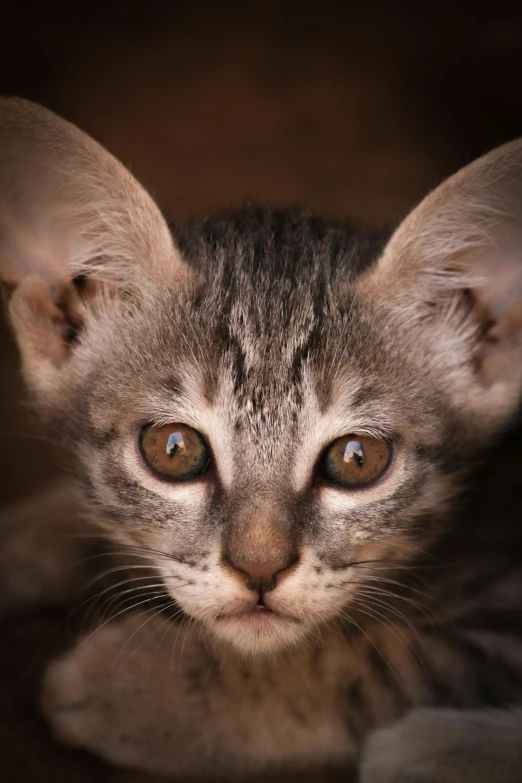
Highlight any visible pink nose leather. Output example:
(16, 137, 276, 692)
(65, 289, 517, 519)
(224, 555, 297, 592)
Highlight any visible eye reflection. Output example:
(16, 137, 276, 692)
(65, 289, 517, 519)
(166, 431, 185, 457)
(344, 440, 364, 467)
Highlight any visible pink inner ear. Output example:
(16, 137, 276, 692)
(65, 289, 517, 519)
(466, 253, 522, 387)
(476, 299, 522, 386)
(473, 254, 522, 322)
(489, 300, 522, 340)
(9, 277, 71, 367)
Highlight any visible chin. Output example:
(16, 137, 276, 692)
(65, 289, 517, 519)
(210, 609, 310, 657)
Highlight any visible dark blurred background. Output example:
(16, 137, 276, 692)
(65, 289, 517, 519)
(0, 2, 521, 780)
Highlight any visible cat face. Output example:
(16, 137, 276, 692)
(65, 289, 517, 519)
(2, 100, 522, 655)
(59, 215, 463, 654)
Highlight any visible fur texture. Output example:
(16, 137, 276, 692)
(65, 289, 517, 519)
(1, 98, 522, 780)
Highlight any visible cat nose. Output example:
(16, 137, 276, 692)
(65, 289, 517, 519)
(224, 555, 298, 592)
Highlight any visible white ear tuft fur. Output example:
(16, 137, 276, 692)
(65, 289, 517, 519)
(0, 97, 185, 290)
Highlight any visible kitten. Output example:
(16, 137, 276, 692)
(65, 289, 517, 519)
(1, 97, 522, 782)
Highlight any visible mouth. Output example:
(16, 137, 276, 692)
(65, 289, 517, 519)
(234, 604, 282, 626)
(211, 603, 306, 654)
(216, 602, 300, 629)
(195, 594, 307, 653)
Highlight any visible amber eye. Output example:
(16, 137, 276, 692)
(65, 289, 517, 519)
(322, 434, 391, 487)
(139, 424, 209, 480)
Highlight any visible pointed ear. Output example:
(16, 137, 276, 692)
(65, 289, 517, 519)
(0, 98, 187, 396)
(360, 139, 522, 427)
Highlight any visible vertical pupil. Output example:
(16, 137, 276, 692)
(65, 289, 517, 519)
(166, 431, 185, 458)
(344, 440, 364, 468)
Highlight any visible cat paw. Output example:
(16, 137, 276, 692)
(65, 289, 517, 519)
(41, 620, 176, 772)
(359, 708, 492, 783)
(42, 624, 127, 752)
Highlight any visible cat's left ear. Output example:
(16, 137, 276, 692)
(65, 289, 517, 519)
(0, 98, 187, 396)
(361, 138, 522, 429)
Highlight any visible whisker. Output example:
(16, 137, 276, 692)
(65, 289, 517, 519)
(350, 572, 434, 602)
(333, 575, 434, 609)
(80, 584, 169, 635)
(355, 585, 438, 627)
(339, 609, 404, 686)
(113, 599, 179, 671)
(341, 557, 435, 572)
(74, 550, 170, 566)
(349, 596, 431, 684)
(89, 582, 170, 629)
(153, 606, 188, 658)
(76, 569, 164, 601)
(76, 581, 194, 650)
(353, 594, 418, 639)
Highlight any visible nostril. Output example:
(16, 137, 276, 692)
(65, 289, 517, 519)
(246, 573, 276, 593)
(223, 554, 299, 593)
(243, 561, 277, 592)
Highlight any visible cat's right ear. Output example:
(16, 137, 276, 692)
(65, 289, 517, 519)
(360, 138, 522, 433)
(0, 98, 187, 397)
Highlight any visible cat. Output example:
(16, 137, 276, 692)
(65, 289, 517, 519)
(1, 97, 522, 782)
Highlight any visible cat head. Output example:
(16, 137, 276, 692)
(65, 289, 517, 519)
(1, 98, 522, 656)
